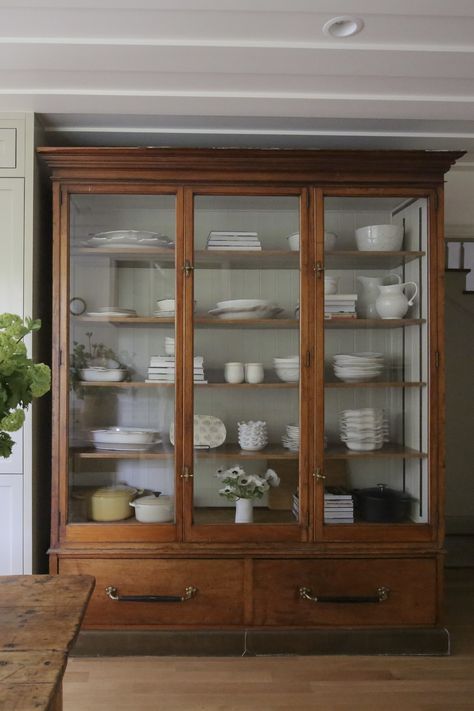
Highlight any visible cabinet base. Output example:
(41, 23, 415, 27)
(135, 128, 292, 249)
(72, 627, 450, 657)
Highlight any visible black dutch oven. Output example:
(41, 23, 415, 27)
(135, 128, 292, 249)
(352, 483, 413, 523)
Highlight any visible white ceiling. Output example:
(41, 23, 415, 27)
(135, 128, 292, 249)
(1, 0, 474, 155)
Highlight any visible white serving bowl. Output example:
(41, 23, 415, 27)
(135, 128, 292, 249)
(79, 367, 127, 382)
(216, 298, 271, 310)
(324, 232, 338, 250)
(287, 232, 299, 251)
(275, 366, 300, 382)
(355, 224, 403, 251)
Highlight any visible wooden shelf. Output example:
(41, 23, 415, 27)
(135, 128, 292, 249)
(73, 248, 423, 271)
(193, 507, 296, 525)
(73, 446, 174, 460)
(72, 248, 300, 269)
(325, 380, 426, 388)
(325, 444, 427, 460)
(325, 318, 424, 328)
(195, 444, 298, 460)
(78, 379, 423, 390)
(194, 250, 299, 269)
(73, 247, 175, 262)
(77, 316, 174, 325)
(196, 317, 298, 328)
(72, 444, 298, 460)
(325, 250, 425, 269)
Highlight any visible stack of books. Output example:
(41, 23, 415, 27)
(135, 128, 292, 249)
(206, 231, 262, 251)
(324, 487, 354, 524)
(324, 294, 357, 320)
(146, 355, 206, 383)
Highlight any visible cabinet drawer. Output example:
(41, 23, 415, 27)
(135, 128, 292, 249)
(59, 558, 245, 627)
(253, 558, 438, 627)
(0, 128, 16, 169)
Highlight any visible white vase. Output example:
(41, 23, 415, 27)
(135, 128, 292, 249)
(235, 497, 253, 523)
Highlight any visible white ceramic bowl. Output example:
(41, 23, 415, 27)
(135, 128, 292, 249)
(287, 232, 299, 251)
(275, 366, 300, 382)
(156, 299, 175, 311)
(324, 232, 338, 250)
(355, 224, 403, 251)
(79, 367, 127, 382)
(216, 299, 271, 310)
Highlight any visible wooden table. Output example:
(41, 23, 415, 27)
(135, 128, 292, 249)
(0, 575, 95, 711)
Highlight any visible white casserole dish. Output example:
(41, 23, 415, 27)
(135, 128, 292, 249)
(130, 493, 174, 523)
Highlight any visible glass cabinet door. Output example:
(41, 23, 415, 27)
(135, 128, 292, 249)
(67, 192, 178, 539)
(319, 194, 430, 540)
(186, 191, 308, 541)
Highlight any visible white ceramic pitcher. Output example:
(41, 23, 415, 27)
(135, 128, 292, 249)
(356, 274, 401, 318)
(375, 281, 418, 319)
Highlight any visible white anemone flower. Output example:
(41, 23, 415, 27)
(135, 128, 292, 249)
(264, 468, 280, 487)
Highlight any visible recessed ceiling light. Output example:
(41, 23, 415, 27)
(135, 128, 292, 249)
(322, 15, 364, 38)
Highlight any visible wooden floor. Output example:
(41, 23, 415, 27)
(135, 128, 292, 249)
(63, 568, 474, 711)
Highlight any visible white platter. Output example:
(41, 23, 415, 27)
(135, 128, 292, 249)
(86, 230, 174, 248)
(169, 415, 226, 448)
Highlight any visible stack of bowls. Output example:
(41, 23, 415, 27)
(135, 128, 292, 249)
(153, 299, 175, 318)
(333, 352, 384, 382)
(339, 408, 389, 451)
(274, 356, 300, 382)
(282, 424, 300, 451)
(238, 420, 268, 451)
(164, 336, 175, 356)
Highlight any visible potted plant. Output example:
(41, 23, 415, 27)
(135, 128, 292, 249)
(216, 465, 280, 523)
(0, 313, 51, 458)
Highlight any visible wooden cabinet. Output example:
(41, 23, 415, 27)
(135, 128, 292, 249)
(39, 148, 461, 643)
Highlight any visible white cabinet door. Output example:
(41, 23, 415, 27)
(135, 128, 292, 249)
(0, 475, 23, 574)
(0, 178, 24, 474)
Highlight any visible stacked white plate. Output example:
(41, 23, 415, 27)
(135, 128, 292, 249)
(339, 408, 389, 451)
(86, 306, 136, 317)
(282, 424, 300, 451)
(238, 420, 268, 451)
(209, 299, 283, 320)
(333, 352, 384, 382)
(274, 355, 299, 382)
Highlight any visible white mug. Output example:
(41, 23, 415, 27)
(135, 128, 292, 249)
(245, 363, 264, 384)
(224, 362, 244, 384)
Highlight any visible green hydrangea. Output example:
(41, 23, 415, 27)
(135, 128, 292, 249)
(0, 313, 51, 459)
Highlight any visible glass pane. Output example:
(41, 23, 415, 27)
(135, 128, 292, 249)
(68, 194, 176, 525)
(192, 195, 300, 525)
(323, 196, 429, 526)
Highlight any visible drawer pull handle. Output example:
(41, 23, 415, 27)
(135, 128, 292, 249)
(105, 585, 197, 603)
(299, 586, 390, 604)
